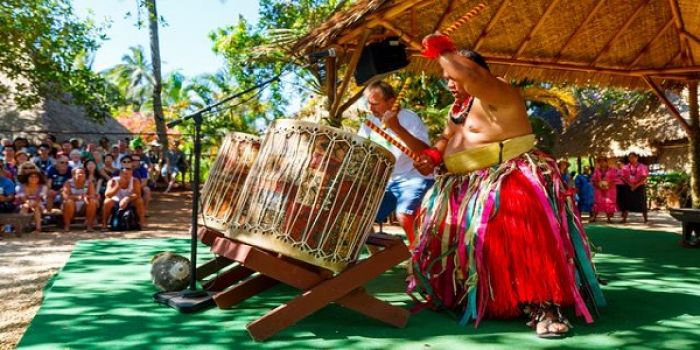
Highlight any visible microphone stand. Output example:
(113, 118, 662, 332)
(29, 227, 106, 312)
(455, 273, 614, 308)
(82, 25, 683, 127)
(154, 75, 280, 313)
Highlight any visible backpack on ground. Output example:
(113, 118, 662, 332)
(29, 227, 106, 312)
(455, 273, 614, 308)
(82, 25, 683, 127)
(110, 206, 141, 231)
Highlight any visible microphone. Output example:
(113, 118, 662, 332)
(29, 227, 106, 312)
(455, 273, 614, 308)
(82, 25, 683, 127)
(308, 48, 337, 60)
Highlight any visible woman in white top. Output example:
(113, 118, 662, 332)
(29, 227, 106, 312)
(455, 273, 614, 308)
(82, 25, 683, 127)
(101, 161, 146, 231)
(15, 170, 47, 233)
(62, 167, 98, 231)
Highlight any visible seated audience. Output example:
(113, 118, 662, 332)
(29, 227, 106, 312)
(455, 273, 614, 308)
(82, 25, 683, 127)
(62, 168, 98, 232)
(2, 146, 17, 180)
(130, 154, 151, 213)
(46, 155, 72, 213)
(102, 154, 118, 178)
(0, 172, 15, 214)
(102, 162, 146, 231)
(68, 149, 84, 169)
(32, 144, 56, 173)
(162, 140, 186, 192)
(60, 140, 72, 157)
(15, 169, 48, 233)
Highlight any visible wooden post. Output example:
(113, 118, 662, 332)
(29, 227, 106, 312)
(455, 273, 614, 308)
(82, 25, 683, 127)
(326, 55, 337, 123)
(577, 156, 582, 175)
(330, 30, 371, 122)
(687, 81, 700, 208)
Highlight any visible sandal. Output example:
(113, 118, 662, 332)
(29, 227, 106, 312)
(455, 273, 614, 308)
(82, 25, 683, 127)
(525, 302, 571, 338)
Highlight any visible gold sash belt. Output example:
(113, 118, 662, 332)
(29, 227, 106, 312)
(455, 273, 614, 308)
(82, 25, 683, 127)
(444, 134, 536, 174)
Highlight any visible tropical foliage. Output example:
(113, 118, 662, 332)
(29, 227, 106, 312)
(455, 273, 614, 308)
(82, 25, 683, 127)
(0, 0, 116, 119)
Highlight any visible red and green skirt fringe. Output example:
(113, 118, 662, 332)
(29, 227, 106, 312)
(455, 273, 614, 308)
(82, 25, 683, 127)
(408, 150, 606, 326)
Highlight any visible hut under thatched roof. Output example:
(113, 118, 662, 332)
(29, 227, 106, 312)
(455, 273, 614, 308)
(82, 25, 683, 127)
(553, 92, 689, 171)
(0, 98, 132, 145)
(0, 76, 131, 145)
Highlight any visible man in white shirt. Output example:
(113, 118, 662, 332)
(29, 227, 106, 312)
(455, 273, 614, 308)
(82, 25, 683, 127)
(358, 80, 434, 249)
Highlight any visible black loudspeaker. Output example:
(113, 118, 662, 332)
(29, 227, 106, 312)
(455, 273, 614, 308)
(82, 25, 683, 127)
(354, 37, 409, 85)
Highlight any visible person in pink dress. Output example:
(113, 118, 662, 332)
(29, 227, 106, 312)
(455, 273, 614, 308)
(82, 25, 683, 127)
(591, 156, 618, 223)
(620, 153, 649, 223)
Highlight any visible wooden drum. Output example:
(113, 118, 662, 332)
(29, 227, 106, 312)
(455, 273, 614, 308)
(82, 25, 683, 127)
(230, 119, 395, 272)
(199, 132, 260, 233)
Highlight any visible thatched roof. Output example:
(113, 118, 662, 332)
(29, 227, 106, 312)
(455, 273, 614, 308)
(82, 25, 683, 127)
(552, 92, 689, 157)
(0, 98, 132, 144)
(0, 75, 131, 144)
(295, 0, 700, 89)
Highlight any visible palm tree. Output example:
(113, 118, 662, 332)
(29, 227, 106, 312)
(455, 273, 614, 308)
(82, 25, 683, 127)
(103, 46, 154, 111)
(143, 0, 168, 149)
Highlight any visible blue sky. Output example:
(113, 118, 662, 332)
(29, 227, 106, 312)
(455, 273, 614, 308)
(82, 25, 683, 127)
(73, 0, 260, 77)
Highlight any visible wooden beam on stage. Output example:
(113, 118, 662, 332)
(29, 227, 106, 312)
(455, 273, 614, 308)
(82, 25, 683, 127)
(512, 0, 561, 59)
(553, 0, 605, 62)
(687, 80, 700, 208)
(628, 18, 675, 69)
(664, 48, 683, 68)
(331, 29, 371, 118)
(642, 75, 692, 135)
(474, 0, 508, 51)
(485, 56, 700, 76)
(682, 30, 700, 47)
(336, 88, 366, 117)
(591, 0, 651, 66)
(668, 0, 695, 65)
(325, 55, 337, 115)
(432, 0, 457, 33)
(375, 19, 423, 50)
(337, 0, 430, 45)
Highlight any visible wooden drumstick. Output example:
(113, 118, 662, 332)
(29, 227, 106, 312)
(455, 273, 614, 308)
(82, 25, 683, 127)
(382, 77, 412, 128)
(364, 119, 420, 162)
(440, 3, 487, 36)
(391, 77, 412, 113)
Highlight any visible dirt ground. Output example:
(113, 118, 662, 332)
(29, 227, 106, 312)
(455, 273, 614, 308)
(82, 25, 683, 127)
(0, 191, 683, 349)
(0, 191, 192, 350)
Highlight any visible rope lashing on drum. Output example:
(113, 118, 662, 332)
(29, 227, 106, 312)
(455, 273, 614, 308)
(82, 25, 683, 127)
(364, 119, 420, 162)
(440, 3, 487, 36)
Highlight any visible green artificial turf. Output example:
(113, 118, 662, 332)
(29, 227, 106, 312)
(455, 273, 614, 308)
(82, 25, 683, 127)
(18, 226, 700, 349)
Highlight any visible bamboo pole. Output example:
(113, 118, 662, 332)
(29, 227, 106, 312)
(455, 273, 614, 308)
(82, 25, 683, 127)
(687, 80, 700, 208)
(628, 19, 675, 69)
(668, 0, 695, 65)
(681, 30, 700, 47)
(664, 48, 683, 68)
(325, 55, 337, 117)
(591, 0, 652, 66)
(642, 75, 691, 135)
(512, 0, 561, 58)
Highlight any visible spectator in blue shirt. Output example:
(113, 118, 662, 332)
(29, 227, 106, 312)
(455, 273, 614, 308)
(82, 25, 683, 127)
(32, 144, 56, 174)
(129, 154, 151, 214)
(0, 173, 15, 214)
(46, 155, 72, 213)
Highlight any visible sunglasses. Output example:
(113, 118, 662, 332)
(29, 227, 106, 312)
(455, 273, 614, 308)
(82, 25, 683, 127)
(120, 167, 133, 171)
